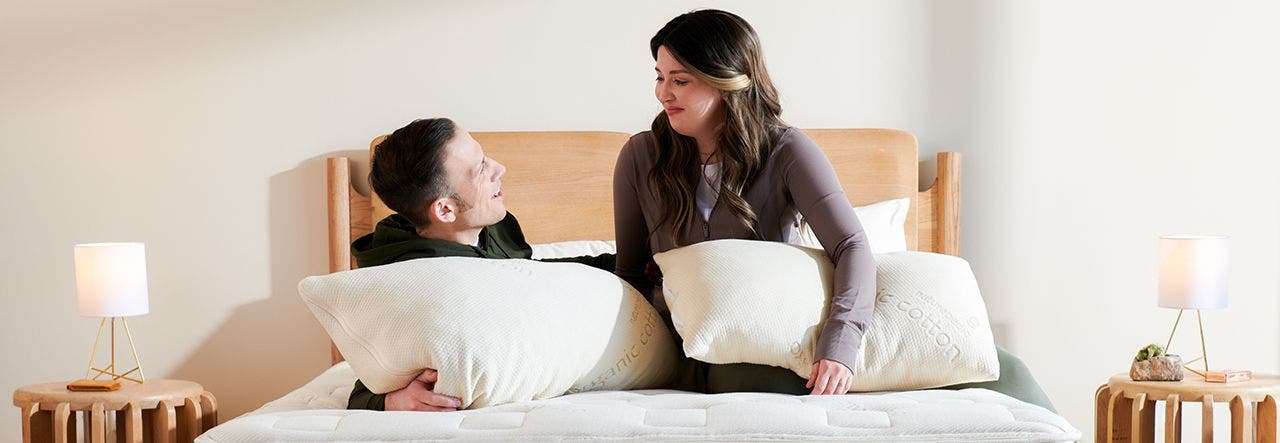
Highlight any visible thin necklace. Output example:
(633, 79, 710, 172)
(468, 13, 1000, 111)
(700, 152, 720, 191)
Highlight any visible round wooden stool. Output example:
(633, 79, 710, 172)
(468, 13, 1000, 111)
(1095, 373, 1279, 442)
(12, 379, 216, 443)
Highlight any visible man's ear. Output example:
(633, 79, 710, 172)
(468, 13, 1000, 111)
(426, 197, 458, 225)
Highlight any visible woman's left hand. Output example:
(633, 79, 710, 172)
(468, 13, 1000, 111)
(806, 359, 852, 395)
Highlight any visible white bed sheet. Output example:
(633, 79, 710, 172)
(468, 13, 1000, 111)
(197, 362, 1080, 442)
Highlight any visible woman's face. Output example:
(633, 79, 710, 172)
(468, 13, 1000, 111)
(655, 45, 725, 141)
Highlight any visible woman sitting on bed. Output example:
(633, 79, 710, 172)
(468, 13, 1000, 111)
(613, 9, 1058, 410)
(613, 8, 871, 396)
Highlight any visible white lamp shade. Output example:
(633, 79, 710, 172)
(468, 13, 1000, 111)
(74, 242, 150, 317)
(1157, 235, 1228, 309)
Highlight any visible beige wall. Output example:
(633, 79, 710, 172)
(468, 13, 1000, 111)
(1, 1, 1276, 440)
(955, 3, 1280, 439)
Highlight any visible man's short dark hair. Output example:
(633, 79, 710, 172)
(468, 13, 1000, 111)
(369, 118, 457, 227)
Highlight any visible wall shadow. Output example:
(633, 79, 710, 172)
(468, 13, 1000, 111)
(169, 149, 367, 422)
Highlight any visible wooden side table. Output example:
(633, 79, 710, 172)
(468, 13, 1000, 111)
(1095, 373, 1278, 442)
(13, 379, 217, 443)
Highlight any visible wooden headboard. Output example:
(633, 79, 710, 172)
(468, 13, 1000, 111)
(324, 128, 960, 364)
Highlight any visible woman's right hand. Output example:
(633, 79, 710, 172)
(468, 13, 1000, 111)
(806, 359, 853, 395)
(383, 368, 462, 412)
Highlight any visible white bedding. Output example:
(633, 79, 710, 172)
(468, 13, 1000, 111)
(198, 363, 1080, 442)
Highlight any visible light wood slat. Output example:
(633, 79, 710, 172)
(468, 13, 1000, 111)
(1205, 394, 1215, 443)
(89, 402, 105, 443)
(21, 403, 38, 443)
(1232, 395, 1246, 443)
(199, 391, 219, 431)
(1096, 385, 1112, 442)
(152, 400, 175, 442)
(1258, 395, 1276, 443)
(1109, 388, 1129, 443)
(1167, 394, 1182, 443)
(179, 396, 202, 441)
(1131, 392, 1147, 442)
(29, 407, 53, 443)
(123, 402, 142, 443)
(53, 402, 71, 443)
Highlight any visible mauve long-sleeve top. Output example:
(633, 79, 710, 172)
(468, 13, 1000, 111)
(613, 127, 877, 370)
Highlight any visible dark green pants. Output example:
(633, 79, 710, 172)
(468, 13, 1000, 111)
(671, 346, 1056, 413)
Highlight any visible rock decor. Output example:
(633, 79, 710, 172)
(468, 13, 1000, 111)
(1129, 343, 1184, 381)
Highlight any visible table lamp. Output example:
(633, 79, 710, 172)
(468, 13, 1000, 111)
(1158, 235, 1239, 381)
(71, 242, 149, 388)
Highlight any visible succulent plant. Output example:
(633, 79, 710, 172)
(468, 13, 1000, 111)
(1134, 343, 1165, 361)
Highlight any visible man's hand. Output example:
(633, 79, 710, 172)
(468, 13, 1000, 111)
(806, 359, 853, 395)
(383, 369, 462, 412)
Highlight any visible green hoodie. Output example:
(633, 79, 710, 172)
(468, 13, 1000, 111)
(346, 212, 615, 410)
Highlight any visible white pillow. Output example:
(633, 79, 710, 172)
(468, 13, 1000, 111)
(653, 239, 999, 391)
(299, 257, 679, 408)
(531, 240, 616, 259)
(798, 197, 909, 254)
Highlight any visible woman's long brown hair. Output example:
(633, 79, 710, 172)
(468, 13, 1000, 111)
(648, 9, 785, 245)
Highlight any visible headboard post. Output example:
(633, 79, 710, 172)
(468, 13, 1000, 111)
(934, 152, 961, 255)
(326, 157, 352, 365)
(327, 157, 353, 274)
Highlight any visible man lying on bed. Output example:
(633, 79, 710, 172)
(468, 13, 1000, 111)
(346, 117, 614, 411)
(347, 117, 1058, 413)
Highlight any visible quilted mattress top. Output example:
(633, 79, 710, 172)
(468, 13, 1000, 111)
(197, 363, 1080, 442)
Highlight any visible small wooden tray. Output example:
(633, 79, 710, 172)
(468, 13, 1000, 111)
(67, 379, 122, 391)
(1204, 370, 1253, 383)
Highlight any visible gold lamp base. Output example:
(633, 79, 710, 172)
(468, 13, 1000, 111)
(1162, 309, 1247, 382)
(1164, 309, 1209, 377)
(81, 317, 146, 384)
